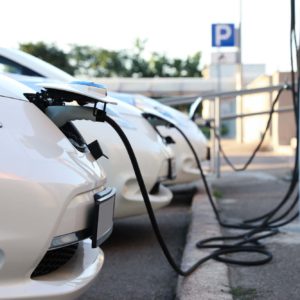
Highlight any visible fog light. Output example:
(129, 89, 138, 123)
(50, 229, 90, 250)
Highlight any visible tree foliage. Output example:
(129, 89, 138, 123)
(19, 39, 203, 78)
(19, 42, 76, 75)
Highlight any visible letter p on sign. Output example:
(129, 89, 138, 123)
(212, 24, 235, 47)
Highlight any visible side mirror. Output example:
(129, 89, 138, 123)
(189, 97, 203, 121)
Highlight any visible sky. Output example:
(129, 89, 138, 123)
(1, 0, 298, 74)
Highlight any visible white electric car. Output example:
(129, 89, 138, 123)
(109, 92, 208, 186)
(0, 51, 175, 218)
(0, 47, 208, 187)
(0, 75, 115, 299)
(39, 82, 175, 218)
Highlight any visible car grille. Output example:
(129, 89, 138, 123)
(31, 244, 78, 278)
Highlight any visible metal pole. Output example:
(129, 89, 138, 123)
(217, 46, 222, 93)
(236, 0, 244, 143)
(215, 96, 221, 177)
(215, 47, 222, 177)
(210, 100, 216, 173)
(163, 84, 286, 106)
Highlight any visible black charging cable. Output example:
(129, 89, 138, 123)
(192, 86, 292, 175)
(138, 54, 300, 265)
(128, 50, 300, 272)
(193, 87, 299, 227)
(98, 111, 278, 275)
(206, 87, 288, 172)
(177, 116, 299, 230)
(179, 93, 299, 229)
(244, 0, 299, 225)
(188, 89, 299, 228)
(187, 22, 299, 225)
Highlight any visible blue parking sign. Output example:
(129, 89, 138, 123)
(212, 24, 235, 47)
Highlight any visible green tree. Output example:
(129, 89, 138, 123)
(148, 52, 171, 77)
(128, 38, 151, 77)
(69, 45, 130, 77)
(183, 51, 202, 77)
(172, 58, 184, 77)
(94, 49, 129, 77)
(68, 45, 96, 76)
(19, 42, 75, 75)
(19, 41, 203, 78)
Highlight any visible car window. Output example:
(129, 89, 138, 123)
(0, 55, 45, 77)
(108, 92, 135, 105)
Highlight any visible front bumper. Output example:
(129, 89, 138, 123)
(167, 156, 202, 185)
(0, 240, 103, 300)
(0, 187, 115, 300)
(116, 183, 173, 218)
(50, 187, 115, 250)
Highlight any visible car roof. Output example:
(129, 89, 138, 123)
(0, 48, 74, 82)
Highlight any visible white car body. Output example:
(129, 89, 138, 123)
(0, 49, 175, 217)
(0, 47, 208, 187)
(0, 75, 115, 299)
(75, 108, 174, 218)
(109, 92, 208, 185)
(41, 84, 174, 218)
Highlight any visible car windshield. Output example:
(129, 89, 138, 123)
(0, 56, 44, 77)
(108, 92, 136, 105)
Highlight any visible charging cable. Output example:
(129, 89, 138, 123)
(96, 111, 278, 275)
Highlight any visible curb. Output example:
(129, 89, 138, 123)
(176, 188, 233, 300)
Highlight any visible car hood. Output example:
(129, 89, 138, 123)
(0, 74, 34, 101)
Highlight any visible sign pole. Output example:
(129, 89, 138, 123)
(215, 47, 222, 177)
(236, 0, 244, 143)
(211, 23, 235, 176)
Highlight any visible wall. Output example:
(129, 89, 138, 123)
(242, 75, 272, 144)
(241, 72, 295, 149)
(272, 72, 296, 147)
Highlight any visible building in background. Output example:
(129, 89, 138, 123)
(242, 72, 295, 150)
